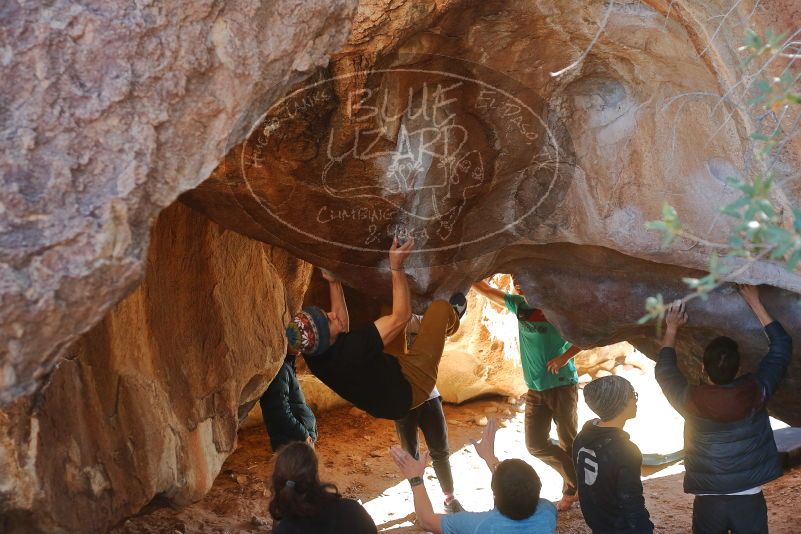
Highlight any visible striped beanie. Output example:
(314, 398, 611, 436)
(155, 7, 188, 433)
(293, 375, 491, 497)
(286, 307, 331, 356)
(583, 375, 635, 422)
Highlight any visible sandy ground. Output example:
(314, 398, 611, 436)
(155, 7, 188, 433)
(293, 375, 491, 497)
(114, 366, 801, 534)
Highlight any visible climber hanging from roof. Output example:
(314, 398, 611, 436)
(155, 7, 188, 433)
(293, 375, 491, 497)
(285, 237, 467, 421)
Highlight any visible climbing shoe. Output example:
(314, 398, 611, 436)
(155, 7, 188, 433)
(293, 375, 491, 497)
(449, 292, 467, 319)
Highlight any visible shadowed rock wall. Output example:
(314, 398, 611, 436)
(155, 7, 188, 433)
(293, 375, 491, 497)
(0, 202, 311, 533)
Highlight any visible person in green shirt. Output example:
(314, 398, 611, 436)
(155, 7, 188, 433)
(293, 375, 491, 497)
(473, 277, 581, 512)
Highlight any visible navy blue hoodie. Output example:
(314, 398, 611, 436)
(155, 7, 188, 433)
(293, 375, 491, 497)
(573, 421, 654, 533)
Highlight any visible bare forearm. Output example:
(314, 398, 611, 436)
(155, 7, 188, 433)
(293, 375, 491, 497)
(374, 270, 412, 344)
(391, 270, 412, 324)
(662, 326, 678, 348)
(471, 281, 505, 307)
(328, 281, 349, 331)
(472, 281, 492, 295)
(482, 455, 500, 473)
(411, 485, 442, 534)
(562, 345, 581, 360)
(547, 344, 580, 373)
(747, 300, 773, 327)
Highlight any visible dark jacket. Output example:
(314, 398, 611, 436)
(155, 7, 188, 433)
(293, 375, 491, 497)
(573, 421, 654, 533)
(655, 320, 792, 494)
(273, 497, 377, 534)
(305, 324, 412, 420)
(260, 355, 317, 450)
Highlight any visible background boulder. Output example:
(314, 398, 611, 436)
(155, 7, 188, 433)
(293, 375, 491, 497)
(2, 0, 801, 531)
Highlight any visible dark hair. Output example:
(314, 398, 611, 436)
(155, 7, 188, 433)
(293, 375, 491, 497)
(269, 442, 340, 520)
(703, 336, 740, 385)
(491, 459, 542, 520)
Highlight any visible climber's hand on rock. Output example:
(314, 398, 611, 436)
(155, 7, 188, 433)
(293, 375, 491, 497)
(306, 435, 315, 448)
(664, 300, 688, 331)
(389, 237, 414, 271)
(390, 446, 427, 479)
(320, 268, 338, 283)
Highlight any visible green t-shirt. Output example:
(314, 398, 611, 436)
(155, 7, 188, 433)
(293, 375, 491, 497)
(504, 294, 578, 391)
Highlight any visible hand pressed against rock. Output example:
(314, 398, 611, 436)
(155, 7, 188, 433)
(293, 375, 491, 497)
(662, 300, 688, 348)
(389, 237, 414, 271)
(666, 300, 688, 329)
(320, 268, 338, 283)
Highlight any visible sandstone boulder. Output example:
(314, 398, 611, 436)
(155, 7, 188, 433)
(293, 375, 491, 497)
(184, 0, 801, 423)
(3, 0, 801, 531)
(576, 342, 640, 377)
(0, 203, 311, 533)
(1, 4, 357, 526)
(0, 0, 358, 405)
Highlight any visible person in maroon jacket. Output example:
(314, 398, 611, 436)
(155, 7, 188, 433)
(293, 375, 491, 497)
(656, 285, 792, 534)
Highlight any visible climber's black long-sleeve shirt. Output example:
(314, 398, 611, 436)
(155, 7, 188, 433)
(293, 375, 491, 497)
(304, 323, 412, 420)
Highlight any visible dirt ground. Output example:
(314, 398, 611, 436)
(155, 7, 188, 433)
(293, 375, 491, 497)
(115, 393, 801, 534)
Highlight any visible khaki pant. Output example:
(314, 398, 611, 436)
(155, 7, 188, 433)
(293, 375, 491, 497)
(525, 385, 578, 495)
(384, 300, 459, 409)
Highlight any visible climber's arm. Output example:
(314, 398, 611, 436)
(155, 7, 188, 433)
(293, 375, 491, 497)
(471, 280, 507, 308)
(322, 269, 350, 333)
(655, 301, 690, 412)
(374, 239, 414, 346)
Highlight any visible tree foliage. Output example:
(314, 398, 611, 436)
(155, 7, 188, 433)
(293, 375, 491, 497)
(642, 29, 801, 325)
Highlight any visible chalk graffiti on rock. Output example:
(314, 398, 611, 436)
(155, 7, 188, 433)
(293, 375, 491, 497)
(316, 206, 397, 225)
(235, 61, 561, 256)
(321, 81, 488, 242)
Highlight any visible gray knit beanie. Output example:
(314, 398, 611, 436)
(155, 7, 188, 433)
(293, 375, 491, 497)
(583, 375, 635, 421)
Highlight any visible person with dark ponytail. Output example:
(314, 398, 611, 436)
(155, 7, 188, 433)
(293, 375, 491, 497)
(269, 442, 377, 534)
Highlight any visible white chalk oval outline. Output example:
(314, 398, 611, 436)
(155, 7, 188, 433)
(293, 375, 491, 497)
(238, 65, 563, 254)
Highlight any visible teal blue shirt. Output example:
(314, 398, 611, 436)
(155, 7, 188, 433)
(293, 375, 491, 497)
(504, 294, 578, 391)
(441, 499, 557, 533)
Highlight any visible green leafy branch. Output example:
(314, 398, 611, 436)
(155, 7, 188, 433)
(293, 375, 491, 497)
(641, 29, 801, 327)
